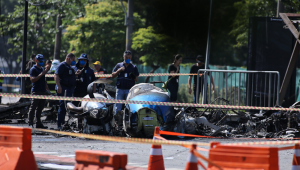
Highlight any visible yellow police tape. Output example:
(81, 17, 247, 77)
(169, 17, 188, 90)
(33, 128, 210, 146)
(2, 84, 20, 88)
(0, 73, 198, 78)
(32, 128, 300, 147)
(1, 92, 300, 111)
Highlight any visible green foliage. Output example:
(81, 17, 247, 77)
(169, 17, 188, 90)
(230, 0, 277, 48)
(64, 0, 145, 68)
(281, 0, 300, 13)
(132, 26, 179, 69)
(0, 0, 101, 61)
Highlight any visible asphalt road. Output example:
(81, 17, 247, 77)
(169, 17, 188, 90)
(0, 97, 296, 170)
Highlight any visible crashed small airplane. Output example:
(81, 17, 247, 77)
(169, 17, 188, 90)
(65, 80, 222, 137)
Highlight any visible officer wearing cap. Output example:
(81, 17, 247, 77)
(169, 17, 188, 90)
(72, 53, 96, 106)
(27, 54, 50, 128)
(111, 50, 139, 127)
(54, 53, 80, 130)
(188, 55, 215, 103)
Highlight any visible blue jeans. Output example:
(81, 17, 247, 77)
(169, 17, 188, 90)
(115, 89, 129, 115)
(57, 85, 74, 128)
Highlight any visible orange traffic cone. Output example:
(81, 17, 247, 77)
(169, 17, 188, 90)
(292, 144, 300, 170)
(147, 135, 165, 170)
(185, 144, 198, 170)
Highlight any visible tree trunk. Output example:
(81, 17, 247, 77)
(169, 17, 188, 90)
(53, 15, 62, 60)
(144, 64, 160, 83)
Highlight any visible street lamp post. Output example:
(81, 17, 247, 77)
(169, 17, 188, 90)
(21, 0, 47, 94)
(21, 0, 28, 94)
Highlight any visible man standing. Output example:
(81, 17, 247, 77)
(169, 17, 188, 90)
(72, 53, 96, 106)
(27, 54, 50, 128)
(188, 55, 215, 103)
(112, 50, 139, 127)
(54, 53, 80, 130)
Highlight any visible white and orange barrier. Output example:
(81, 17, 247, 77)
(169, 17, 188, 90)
(292, 144, 300, 170)
(0, 125, 38, 170)
(207, 142, 279, 170)
(74, 150, 127, 170)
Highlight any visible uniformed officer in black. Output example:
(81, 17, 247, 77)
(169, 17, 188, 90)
(54, 53, 81, 130)
(72, 53, 96, 106)
(27, 54, 50, 128)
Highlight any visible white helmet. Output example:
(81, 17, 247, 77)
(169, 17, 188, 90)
(50, 59, 60, 72)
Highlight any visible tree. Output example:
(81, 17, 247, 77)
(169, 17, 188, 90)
(0, 0, 102, 61)
(131, 26, 179, 82)
(64, 0, 144, 70)
(281, 0, 300, 13)
(230, 0, 277, 49)
(0, 0, 100, 91)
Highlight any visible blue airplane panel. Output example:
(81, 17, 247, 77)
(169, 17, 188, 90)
(127, 92, 175, 123)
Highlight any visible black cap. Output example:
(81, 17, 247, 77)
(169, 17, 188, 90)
(123, 50, 132, 55)
(196, 55, 204, 61)
(78, 53, 89, 61)
(36, 54, 45, 61)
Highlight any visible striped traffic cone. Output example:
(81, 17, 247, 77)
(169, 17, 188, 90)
(292, 144, 300, 170)
(185, 144, 198, 170)
(147, 135, 165, 170)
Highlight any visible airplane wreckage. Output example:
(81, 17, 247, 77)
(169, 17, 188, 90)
(1, 80, 300, 139)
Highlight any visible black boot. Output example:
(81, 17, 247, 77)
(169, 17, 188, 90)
(28, 122, 33, 128)
(36, 123, 48, 129)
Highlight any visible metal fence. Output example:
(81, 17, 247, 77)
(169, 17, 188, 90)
(196, 69, 280, 107)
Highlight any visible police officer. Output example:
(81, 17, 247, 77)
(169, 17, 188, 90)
(72, 53, 96, 106)
(27, 54, 50, 128)
(54, 53, 80, 130)
(111, 50, 139, 127)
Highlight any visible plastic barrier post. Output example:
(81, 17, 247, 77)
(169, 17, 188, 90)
(292, 144, 300, 170)
(207, 142, 279, 170)
(0, 125, 38, 170)
(185, 144, 198, 170)
(74, 150, 127, 170)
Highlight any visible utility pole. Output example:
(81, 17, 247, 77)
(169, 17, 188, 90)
(21, 0, 28, 94)
(276, 0, 284, 17)
(53, 15, 62, 60)
(126, 0, 133, 51)
(202, 0, 213, 104)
